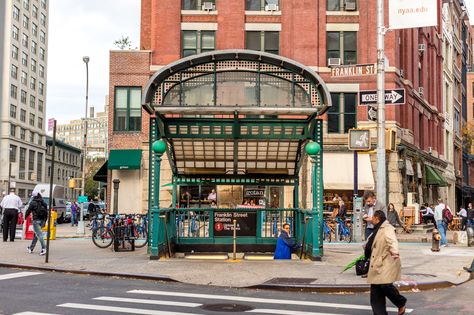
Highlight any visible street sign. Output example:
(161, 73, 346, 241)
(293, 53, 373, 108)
(78, 195, 88, 203)
(348, 129, 371, 151)
(359, 88, 406, 105)
(214, 212, 257, 237)
(368, 106, 377, 121)
(331, 63, 376, 78)
(48, 118, 55, 132)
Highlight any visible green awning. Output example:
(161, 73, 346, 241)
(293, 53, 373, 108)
(93, 161, 108, 183)
(425, 165, 448, 187)
(108, 150, 142, 170)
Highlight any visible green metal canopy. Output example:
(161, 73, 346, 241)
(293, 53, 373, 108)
(425, 165, 448, 187)
(108, 149, 142, 170)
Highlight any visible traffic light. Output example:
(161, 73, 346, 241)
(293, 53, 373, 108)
(68, 179, 76, 189)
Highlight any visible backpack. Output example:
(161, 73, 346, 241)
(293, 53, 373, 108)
(442, 208, 453, 224)
(35, 200, 48, 219)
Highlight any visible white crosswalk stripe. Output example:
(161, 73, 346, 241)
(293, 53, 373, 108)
(94, 296, 202, 307)
(58, 303, 196, 315)
(128, 289, 413, 313)
(13, 312, 59, 315)
(0, 271, 43, 281)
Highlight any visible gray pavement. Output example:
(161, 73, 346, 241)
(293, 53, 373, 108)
(1, 224, 472, 291)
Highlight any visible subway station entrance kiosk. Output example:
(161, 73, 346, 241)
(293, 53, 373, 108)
(142, 50, 331, 260)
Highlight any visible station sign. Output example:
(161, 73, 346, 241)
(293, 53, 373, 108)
(214, 212, 257, 237)
(331, 63, 376, 78)
(359, 89, 406, 105)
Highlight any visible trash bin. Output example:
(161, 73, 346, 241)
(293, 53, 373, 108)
(41, 210, 57, 240)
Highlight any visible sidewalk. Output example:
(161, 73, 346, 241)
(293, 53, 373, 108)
(1, 224, 472, 292)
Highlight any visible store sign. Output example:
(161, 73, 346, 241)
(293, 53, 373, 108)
(244, 188, 265, 198)
(214, 212, 257, 237)
(331, 63, 376, 78)
(389, 0, 438, 30)
(348, 129, 371, 151)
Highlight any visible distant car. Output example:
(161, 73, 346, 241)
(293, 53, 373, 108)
(81, 202, 105, 219)
(64, 202, 72, 223)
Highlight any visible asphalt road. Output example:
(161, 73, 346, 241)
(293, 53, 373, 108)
(0, 267, 472, 315)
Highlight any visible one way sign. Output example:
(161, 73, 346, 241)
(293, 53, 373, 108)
(359, 88, 405, 105)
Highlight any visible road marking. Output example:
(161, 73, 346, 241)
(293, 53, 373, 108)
(249, 310, 345, 315)
(57, 303, 196, 315)
(128, 290, 413, 313)
(0, 272, 43, 281)
(94, 296, 202, 308)
(13, 312, 60, 315)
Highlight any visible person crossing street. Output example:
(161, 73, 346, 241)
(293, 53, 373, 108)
(25, 191, 48, 256)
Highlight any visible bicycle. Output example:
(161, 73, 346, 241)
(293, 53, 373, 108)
(323, 219, 334, 242)
(131, 214, 148, 248)
(336, 217, 352, 242)
(91, 213, 114, 248)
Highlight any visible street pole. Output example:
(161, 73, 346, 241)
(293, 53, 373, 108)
(45, 119, 56, 263)
(376, 0, 386, 206)
(7, 153, 12, 191)
(78, 56, 89, 235)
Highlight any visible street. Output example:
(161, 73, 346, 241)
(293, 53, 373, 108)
(0, 267, 472, 315)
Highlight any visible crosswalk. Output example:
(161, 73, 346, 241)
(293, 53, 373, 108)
(0, 271, 43, 281)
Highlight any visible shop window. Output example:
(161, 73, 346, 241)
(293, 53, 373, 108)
(182, 0, 215, 10)
(114, 87, 142, 131)
(327, 0, 357, 11)
(181, 31, 215, 57)
(327, 93, 357, 134)
(246, 0, 279, 11)
(179, 185, 217, 208)
(326, 31, 357, 65)
(246, 31, 279, 55)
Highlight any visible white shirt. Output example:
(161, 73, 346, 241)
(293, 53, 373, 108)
(423, 207, 434, 216)
(458, 208, 467, 218)
(0, 193, 23, 212)
(434, 203, 450, 221)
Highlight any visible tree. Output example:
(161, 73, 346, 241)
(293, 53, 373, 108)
(462, 122, 474, 154)
(113, 35, 132, 50)
(84, 157, 106, 200)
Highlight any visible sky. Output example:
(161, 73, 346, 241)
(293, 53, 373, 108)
(46, 1, 474, 125)
(46, 0, 140, 124)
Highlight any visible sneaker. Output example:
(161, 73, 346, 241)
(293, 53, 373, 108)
(441, 244, 448, 247)
(39, 249, 46, 256)
(26, 246, 33, 254)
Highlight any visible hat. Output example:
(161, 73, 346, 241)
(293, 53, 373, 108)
(32, 190, 39, 197)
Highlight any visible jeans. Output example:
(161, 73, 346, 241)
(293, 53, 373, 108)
(2, 209, 18, 242)
(370, 283, 407, 315)
(30, 219, 46, 251)
(71, 212, 76, 226)
(437, 220, 447, 245)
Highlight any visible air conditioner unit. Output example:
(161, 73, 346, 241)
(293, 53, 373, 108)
(418, 44, 426, 52)
(344, 0, 357, 11)
(418, 87, 424, 96)
(202, 2, 214, 11)
(399, 69, 404, 78)
(328, 58, 341, 66)
(265, 4, 279, 11)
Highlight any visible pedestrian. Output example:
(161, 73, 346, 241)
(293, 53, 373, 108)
(362, 191, 387, 240)
(274, 223, 300, 259)
(457, 206, 468, 231)
(366, 210, 407, 315)
(71, 201, 78, 226)
(0, 188, 23, 242)
(420, 203, 435, 225)
(467, 203, 474, 227)
(387, 203, 410, 233)
(25, 191, 48, 256)
(434, 198, 449, 247)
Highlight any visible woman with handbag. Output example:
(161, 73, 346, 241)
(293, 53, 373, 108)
(366, 210, 407, 315)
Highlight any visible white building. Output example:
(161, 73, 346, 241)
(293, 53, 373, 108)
(0, 0, 49, 201)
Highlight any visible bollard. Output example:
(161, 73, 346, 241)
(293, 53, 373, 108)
(431, 228, 441, 252)
(233, 219, 237, 260)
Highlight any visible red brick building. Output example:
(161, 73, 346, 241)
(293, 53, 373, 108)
(107, 0, 448, 213)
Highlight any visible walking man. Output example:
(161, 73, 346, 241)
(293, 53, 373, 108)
(362, 191, 387, 240)
(366, 210, 407, 315)
(0, 188, 23, 242)
(25, 191, 48, 256)
(467, 203, 474, 227)
(434, 198, 449, 247)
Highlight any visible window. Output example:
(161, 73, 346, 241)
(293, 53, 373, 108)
(29, 113, 35, 126)
(30, 95, 35, 108)
(181, 31, 216, 57)
(32, 23, 37, 37)
(37, 152, 43, 182)
(245, 31, 279, 54)
(41, 0, 47, 9)
(246, 0, 279, 11)
(39, 47, 45, 61)
(23, 15, 29, 29)
(454, 108, 460, 134)
(20, 109, 26, 122)
(23, 0, 29, 10)
(38, 117, 43, 129)
(40, 30, 45, 44)
(37, 135, 42, 145)
(114, 87, 142, 131)
(11, 84, 18, 99)
(22, 52, 28, 66)
(21, 71, 27, 85)
(32, 59, 37, 72)
(12, 45, 19, 60)
(13, 6, 20, 21)
(327, 0, 357, 11)
(30, 77, 36, 90)
(19, 148, 26, 179)
(10, 104, 17, 118)
(39, 82, 44, 95)
(40, 13, 46, 26)
(182, 0, 215, 10)
(326, 31, 357, 65)
(11, 64, 18, 79)
(32, 4, 38, 18)
(22, 33, 28, 48)
(39, 64, 44, 77)
(10, 124, 16, 137)
(31, 41, 37, 54)
(327, 93, 357, 133)
(21, 90, 27, 104)
(38, 100, 43, 112)
(20, 128, 26, 140)
(12, 25, 19, 40)
(29, 131, 34, 143)
(10, 145, 17, 162)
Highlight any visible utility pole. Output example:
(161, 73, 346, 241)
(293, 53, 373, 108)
(376, 0, 386, 205)
(78, 56, 89, 235)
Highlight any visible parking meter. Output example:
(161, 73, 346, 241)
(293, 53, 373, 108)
(352, 196, 364, 242)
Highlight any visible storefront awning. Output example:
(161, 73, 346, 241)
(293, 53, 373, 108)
(323, 153, 375, 191)
(108, 150, 142, 170)
(93, 161, 108, 183)
(406, 160, 414, 176)
(425, 165, 448, 187)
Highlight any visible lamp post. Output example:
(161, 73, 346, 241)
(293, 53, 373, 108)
(77, 56, 89, 235)
(7, 147, 12, 191)
(150, 140, 166, 259)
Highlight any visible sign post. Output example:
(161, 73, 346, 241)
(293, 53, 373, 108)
(45, 118, 56, 263)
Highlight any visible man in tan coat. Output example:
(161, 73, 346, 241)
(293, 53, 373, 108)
(366, 210, 407, 315)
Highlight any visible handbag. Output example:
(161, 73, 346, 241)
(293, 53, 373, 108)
(355, 258, 370, 276)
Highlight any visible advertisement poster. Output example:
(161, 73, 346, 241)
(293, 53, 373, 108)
(389, 0, 438, 30)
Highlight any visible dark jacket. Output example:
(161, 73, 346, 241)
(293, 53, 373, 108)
(25, 196, 48, 221)
(274, 230, 299, 259)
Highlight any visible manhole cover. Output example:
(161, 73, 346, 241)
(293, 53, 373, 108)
(200, 303, 255, 312)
